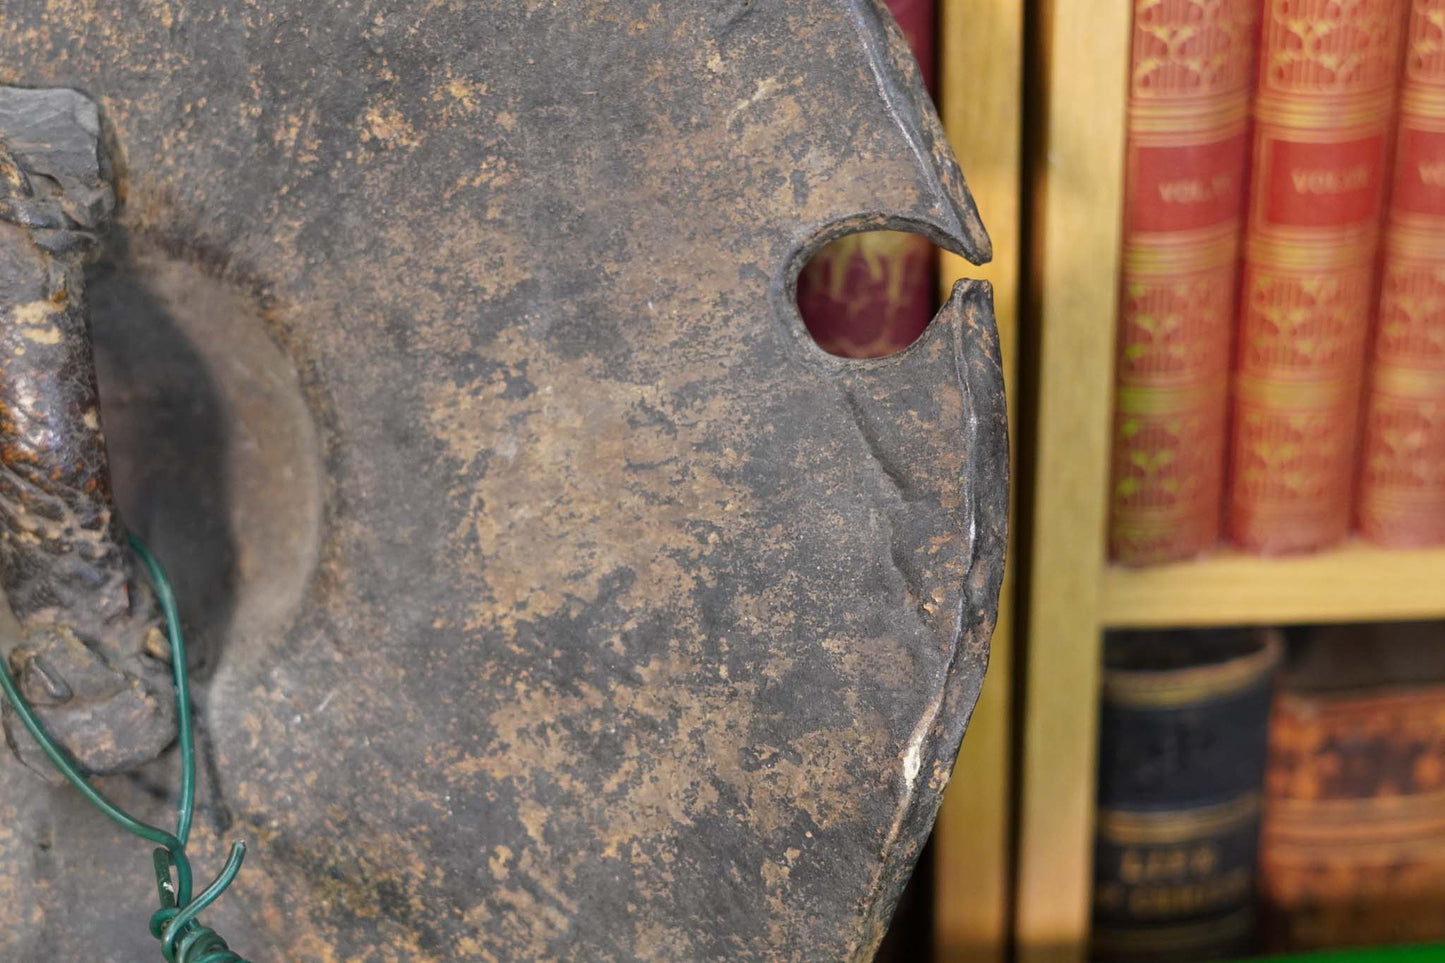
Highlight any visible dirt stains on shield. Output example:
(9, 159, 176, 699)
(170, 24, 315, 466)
(426, 326, 753, 631)
(0, 0, 1005, 959)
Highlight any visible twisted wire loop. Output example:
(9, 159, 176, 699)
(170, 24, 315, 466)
(0, 536, 250, 962)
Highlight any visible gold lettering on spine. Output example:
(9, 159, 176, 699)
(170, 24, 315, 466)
(1290, 163, 1374, 193)
(1159, 173, 1236, 204)
(1420, 159, 1445, 185)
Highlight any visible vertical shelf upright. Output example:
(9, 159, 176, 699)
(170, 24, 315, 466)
(1012, 0, 1132, 960)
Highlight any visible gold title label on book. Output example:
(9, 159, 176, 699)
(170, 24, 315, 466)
(1096, 796, 1260, 921)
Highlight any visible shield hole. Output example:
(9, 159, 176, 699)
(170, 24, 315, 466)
(795, 229, 942, 359)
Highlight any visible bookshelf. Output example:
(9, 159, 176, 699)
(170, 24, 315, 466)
(1008, 2, 1445, 963)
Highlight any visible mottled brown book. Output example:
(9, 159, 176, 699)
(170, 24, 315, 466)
(1108, 0, 1258, 564)
(1228, 0, 1408, 553)
(1359, 0, 1445, 546)
(1260, 621, 1445, 951)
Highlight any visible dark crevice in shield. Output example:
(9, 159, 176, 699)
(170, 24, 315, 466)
(90, 233, 322, 683)
(795, 228, 943, 359)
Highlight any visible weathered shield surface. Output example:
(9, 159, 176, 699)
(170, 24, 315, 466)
(0, 1, 1006, 959)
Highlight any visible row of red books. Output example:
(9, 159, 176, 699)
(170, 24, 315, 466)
(1110, 0, 1445, 564)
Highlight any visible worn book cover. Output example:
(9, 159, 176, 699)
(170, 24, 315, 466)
(1229, 0, 1408, 552)
(1359, 0, 1445, 546)
(1261, 622, 1445, 951)
(1109, 0, 1258, 564)
(1091, 629, 1281, 961)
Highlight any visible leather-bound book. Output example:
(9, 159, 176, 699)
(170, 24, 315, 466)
(1091, 628, 1282, 961)
(795, 0, 937, 358)
(1261, 621, 1445, 952)
(1108, 0, 1258, 564)
(1228, 0, 1409, 553)
(1359, 0, 1445, 546)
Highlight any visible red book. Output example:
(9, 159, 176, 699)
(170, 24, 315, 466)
(1358, 0, 1445, 546)
(1108, 0, 1259, 564)
(796, 0, 936, 359)
(1228, 0, 1409, 553)
(890, 0, 936, 91)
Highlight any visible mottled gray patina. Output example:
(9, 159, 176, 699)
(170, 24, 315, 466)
(0, 1, 1006, 959)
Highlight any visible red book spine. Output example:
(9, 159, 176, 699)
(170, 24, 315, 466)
(890, 0, 936, 95)
(1358, 0, 1445, 545)
(796, 0, 936, 359)
(1108, 0, 1259, 564)
(1228, 0, 1408, 553)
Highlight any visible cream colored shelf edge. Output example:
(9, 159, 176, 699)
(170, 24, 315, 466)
(1102, 540, 1445, 629)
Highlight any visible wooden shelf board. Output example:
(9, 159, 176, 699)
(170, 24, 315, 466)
(1101, 540, 1445, 628)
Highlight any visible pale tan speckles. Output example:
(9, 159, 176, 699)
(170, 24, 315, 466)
(426, 329, 746, 632)
(141, 0, 176, 29)
(10, 299, 59, 326)
(458, 153, 517, 192)
(449, 679, 605, 783)
(517, 797, 549, 845)
(19, 324, 61, 345)
(488, 845, 513, 880)
(727, 75, 783, 124)
(362, 101, 421, 149)
(632, 919, 695, 959)
(445, 76, 486, 110)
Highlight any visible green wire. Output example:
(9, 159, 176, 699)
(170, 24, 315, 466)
(133, 536, 197, 849)
(1253, 950, 1445, 962)
(0, 535, 247, 963)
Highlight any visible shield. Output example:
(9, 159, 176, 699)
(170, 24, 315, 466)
(0, 1, 1006, 958)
